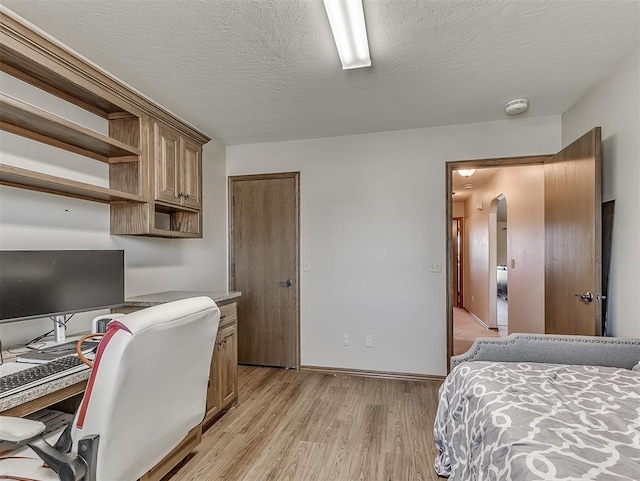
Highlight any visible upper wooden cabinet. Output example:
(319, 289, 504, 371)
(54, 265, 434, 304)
(181, 137, 202, 210)
(154, 122, 202, 210)
(0, 7, 210, 238)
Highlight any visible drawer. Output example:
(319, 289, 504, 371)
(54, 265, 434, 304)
(218, 302, 237, 327)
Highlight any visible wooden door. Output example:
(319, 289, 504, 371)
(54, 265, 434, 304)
(154, 122, 180, 205)
(229, 172, 299, 368)
(206, 331, 222, 417)
(545, 128, 602, 335)
(218, 323, 238, 406)
(181, 137, 201, 210)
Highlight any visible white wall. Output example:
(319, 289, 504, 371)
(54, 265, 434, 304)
(228, 116, 560, 376)
(0, 73, 228, 346)
(561, 46, 640, 338)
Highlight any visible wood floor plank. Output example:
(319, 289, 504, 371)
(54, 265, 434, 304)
(165, 366, 445, 481)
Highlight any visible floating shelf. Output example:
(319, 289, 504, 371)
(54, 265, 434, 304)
(0, 164, 145, 203)
(149, 228, 201, 239)
(155, 200, 201, 214)
(0, 94, 141, 162)
(1, 10, 208, 239)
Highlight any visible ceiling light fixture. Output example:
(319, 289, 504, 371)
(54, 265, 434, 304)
(457, 169, 476, 177)
(323, 0, 371, 70)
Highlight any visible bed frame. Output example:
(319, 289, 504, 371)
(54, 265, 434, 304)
(451, 333, 640, 370)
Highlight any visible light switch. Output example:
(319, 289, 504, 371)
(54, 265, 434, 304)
(510, 259, 516, 269)
(303, 262, 311, 272)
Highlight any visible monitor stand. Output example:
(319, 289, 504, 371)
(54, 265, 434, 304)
(53, 315, 67, 343)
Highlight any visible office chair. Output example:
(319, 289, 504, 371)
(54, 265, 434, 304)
(0, 296, 220, 481)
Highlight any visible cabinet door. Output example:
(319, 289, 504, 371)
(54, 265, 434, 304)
(217, 323, 238, 408)
(206, 331, 222, 419)
(181, 137, 202, 210)
(154, 122, 181, 205)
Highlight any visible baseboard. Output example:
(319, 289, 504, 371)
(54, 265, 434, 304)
(470, 312, 499, 331)
(300, 365, 445, 382)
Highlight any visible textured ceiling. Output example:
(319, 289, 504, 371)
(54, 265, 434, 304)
(2, 0, 639, 145)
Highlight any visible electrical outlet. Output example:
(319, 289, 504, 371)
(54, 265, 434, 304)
(365, 334, 374, 347)
(429, 260, 442, 272)
(343, 333, 350, 346)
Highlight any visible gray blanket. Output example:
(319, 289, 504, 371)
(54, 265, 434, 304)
(434, 361, 640, 480)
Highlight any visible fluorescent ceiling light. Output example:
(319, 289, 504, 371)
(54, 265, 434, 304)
(323, 0, 371, 70)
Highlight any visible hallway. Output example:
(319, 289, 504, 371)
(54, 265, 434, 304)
(453, 307, 505, 356)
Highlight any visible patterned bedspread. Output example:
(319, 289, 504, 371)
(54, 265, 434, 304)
(433, 362, 640, 480)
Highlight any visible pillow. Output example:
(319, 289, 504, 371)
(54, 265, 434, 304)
(633, 361, 640, 371)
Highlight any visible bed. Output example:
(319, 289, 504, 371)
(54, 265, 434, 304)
(433, 334, 640, 480)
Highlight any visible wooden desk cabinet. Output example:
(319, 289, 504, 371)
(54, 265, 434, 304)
(117, 297, 238, 424)
(204, 302, 238, 425)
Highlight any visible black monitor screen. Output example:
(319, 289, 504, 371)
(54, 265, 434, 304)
(0, 250, 124, 324)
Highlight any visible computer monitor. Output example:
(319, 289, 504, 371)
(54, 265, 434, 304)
(0, 250, 124, 339)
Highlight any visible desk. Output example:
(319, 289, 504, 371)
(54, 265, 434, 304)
(1, 291, 241, 480)
(119, 291, 241, 426)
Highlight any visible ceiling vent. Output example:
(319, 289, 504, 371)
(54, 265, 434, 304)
(505, 98, 529, 115)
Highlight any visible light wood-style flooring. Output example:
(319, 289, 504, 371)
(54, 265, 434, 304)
(453, 307, 503, 355)
(166, 366, 445, 481)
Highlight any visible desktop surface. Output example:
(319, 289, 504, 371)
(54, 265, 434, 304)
(17, 340, 99, 364)
(0, 338, 93, 413)
(1, 355, 89, 398)
(0, 361, 31, 377)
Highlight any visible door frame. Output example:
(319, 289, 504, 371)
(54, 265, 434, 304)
(445, 155, 550, 370)
(452, 217, 464, 308)
(228, 171, 301, 369)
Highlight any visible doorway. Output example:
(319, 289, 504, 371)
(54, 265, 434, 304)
(446, 155, 550, 363)
(228, 172, 300, 369)
(446, 128, 603, 367)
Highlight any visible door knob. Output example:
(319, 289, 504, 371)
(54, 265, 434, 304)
(574, 292, 593, 302)
(279, 280, 293, 287)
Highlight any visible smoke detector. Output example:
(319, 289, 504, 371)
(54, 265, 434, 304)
(505, 98, 529, 115)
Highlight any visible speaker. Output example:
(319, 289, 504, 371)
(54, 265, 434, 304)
(91, 313, 124, 333)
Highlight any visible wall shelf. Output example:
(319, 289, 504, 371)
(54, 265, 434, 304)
(0, 94, 141, 162)
(1, 8, 210, 238)
(149, 228, 201, 239)
(0, 164, 145, 203)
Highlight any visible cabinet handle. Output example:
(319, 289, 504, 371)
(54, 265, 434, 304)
(177, 192, 184, 198)
(184, 193, 190, 199)
(220, 314, 226, 320)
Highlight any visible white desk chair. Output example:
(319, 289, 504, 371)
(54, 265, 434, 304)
(0, 296, 220, 481)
